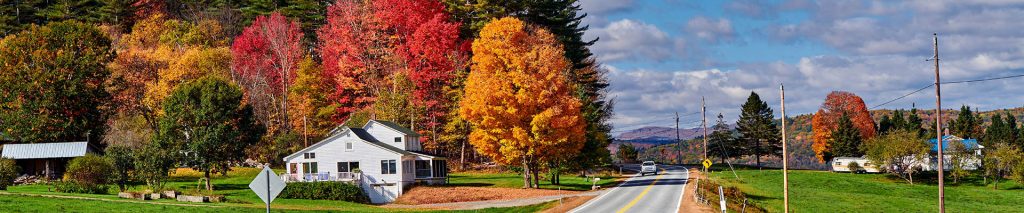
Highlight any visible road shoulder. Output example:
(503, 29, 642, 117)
(678, 168, 715, 213)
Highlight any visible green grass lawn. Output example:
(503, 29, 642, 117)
(447, 171, 623, 191)
(707, 167, 1024, 212)
(2, 167, 556, 212)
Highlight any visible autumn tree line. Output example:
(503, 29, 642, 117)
(0, 0, 612, 189)
(811, 91, 1024, 187)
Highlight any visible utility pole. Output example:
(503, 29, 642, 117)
(931, 33, 945, 213)
(676, 112, 681, 165)
(702, 97, 708, 163)
(781, 84, 789, 213)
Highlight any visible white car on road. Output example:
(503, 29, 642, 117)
(640, 161, 658, 176)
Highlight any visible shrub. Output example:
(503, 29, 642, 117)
(280, 182, 369, 203)
(848, 162, 863, 174)
(54, 181, 110, 194)
(0, 158, 19, 190)
(66, 154, 114, 185)
(105, 145, 135, 192)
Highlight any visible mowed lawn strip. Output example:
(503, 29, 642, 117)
(0, 193, 557, 213)
(3, 167, 558, 212)
(447, 172, 623, 191)
(708, 168, 1024, 212)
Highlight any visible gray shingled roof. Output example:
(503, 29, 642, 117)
(369, 120, 421, 136)
(351, 128, 413, 155)
(2, 142, 89, 159)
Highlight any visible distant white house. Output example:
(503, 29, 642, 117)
(282, 120, 447, 204)
(831, 157, 881, 173)
(919, 135, 983, 171)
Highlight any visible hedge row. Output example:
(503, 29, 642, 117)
(280, 182, 369, 203)
(54, 181, 109, 194)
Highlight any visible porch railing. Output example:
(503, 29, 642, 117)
(281, 172, 362, 184)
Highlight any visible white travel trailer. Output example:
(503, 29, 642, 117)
(831, 157, 881, 173)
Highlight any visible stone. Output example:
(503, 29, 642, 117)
(162, 191, 178, 199)
(208, 195, 225, 203)
(176, 195, 208, 203)
(117, 192, 133, 199)
(149, 193, 161, 199)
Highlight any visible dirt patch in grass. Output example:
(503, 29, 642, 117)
(393, 186, 580, 205)
(539, 195, 596, 213)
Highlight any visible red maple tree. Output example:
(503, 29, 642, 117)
(231, 12, 304, 132)
(811, 91, 877, 162)
(318, 0, 466, 133)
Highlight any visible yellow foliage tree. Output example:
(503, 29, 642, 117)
(144, 47, 233, 117)
(459, 17, 585, 188)
(288, 56, 338, 145)
(108, 13, 231, 128)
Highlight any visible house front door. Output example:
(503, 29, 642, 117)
(290, 163, 297, 174)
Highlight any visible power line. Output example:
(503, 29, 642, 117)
(869, 73, 1024, 109)
(942, 73, 1024, 84)
(869, 84, 932, 109)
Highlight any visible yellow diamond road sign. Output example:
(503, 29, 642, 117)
(702, 159, 713, 169)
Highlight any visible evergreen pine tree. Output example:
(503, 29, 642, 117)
(829, 114, 864, 158)
(708, 113, 737, 164)
(1005, 113, 1020, 148)
(950, 105, 983, 140)
(736, 92, 781, 168)
(984, 114, 1012, 147)
(907, 108, 925, 136)
(877, 114, 893, 135)
(891, 110, 908, 131)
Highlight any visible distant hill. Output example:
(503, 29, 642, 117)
(616, 126, 706, 141)
(619, 106, 1024, 170)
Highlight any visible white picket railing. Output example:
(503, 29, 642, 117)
(281, 172, 362, 184)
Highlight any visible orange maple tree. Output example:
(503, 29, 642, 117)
(811, 91, 876, 162)
(459, 17, 585, 188)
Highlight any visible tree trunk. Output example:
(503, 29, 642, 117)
(204, 170, 213, 191)
(522, 159, 531, 188)
(755, 140, 761, 170)
(460, 139, 466, 170)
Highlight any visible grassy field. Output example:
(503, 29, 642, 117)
(1, 167, 556, 212)
(707, 167, 1024, 212)
(447, 171, 623, 191)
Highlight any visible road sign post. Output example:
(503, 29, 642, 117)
(250, 166, 286, 213)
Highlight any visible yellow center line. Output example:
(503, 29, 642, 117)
(616, 169, 667, 213)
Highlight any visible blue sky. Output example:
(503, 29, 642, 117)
(577, 0, 1024, 133)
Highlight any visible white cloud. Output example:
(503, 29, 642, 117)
(685, 16, 736, 43)
(579, 0, 635, 27)
(586, 19, 686, 62)
(608, 53, 1024, 132)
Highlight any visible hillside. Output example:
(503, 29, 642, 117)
(624, 106, 1024, 170)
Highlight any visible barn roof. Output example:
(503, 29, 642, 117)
(1, 142, 89, 159)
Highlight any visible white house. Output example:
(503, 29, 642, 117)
(282, 120, 447, 204)
(919, 135, 983, 171)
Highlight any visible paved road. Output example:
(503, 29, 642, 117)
(571, 164, 689, 213)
